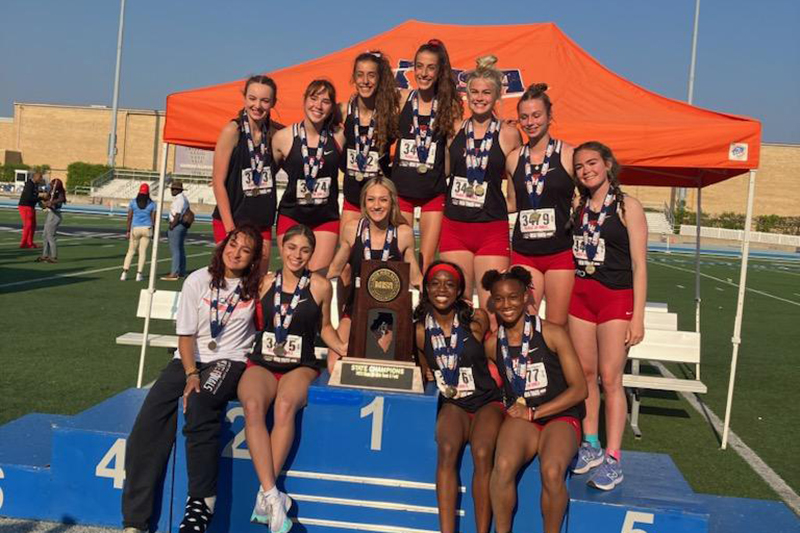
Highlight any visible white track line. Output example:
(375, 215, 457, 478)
(651, 260, 800, 307)
(0, 252, 209, 290)
(652, 362, 800, 514)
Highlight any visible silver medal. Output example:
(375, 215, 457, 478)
(355, 172, 364, 182)
(417, 164, 428, 174)
(465, 185, 474, 197)
(208, 340, 217, 351)
(444, 385, 457, 399)
(273, 343, 286, 357)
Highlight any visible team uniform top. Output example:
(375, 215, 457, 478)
(573, 201, 632, 290)
(390, 94, 447, 199)
(511, 140, 574, 256)
(495, 315, 584, 423)
(212, 117, 278, 229)
(340, 104, 393, 207)
(175, 267, 257, 364)
(445, 124, 507, 223)
(278, 123, 342, 226)
(251, 280, 321, 372)
(343, 219, 403, 316)
(423, 322, 502, 413)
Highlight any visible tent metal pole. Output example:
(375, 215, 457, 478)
(721, 169, 756, 450)
(136, 142, 170, 388)
(694, 180, 702, 378)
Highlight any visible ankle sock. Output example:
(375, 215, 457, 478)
(607, 449, 621, 462)
(204, 496, 216, 513)
(261, 485, 279, 498)
(585, 434, 601, 449)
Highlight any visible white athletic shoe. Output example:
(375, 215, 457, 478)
(135, 272, 143, 282)
(251, 488, 292, 532)
(120, 270, 128, 281)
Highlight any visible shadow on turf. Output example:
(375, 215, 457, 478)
(0, 266, 99, 294)
(0, 516, 81, 532)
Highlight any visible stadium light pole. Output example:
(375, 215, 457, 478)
(686, 0, 703, 335)
(107, 0, 126, 168)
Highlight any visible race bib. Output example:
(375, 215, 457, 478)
(241, 168, 273, 197)
(399, 139, 436, 165)
(519, 208, 556, 239)
(261, 332, 303, 363)
(433, 367, 476, 399)
(296, 177, 332, 205)
(450, 176, 487, 208)
(572, 235, 607, 265)
(346, 148, 380, 174)
(524, 361, 548, 398)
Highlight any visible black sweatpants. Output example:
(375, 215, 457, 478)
(121, 358, 245, 530)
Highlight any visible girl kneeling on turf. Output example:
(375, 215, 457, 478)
(239, 224, 347, 533)
(414, 260, 504, 533)
(484, 267, 587, 533)
(121, 225, 263, 533)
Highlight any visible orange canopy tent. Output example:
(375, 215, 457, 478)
(163, 19, 760, 187)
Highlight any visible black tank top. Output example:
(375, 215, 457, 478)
(340, 103, 393, 206)
(251, 280, 322, 372)
(495, 316, 584, 422)
(573, 200, 633, 290)
(390, 93, 447, 200)
(278, 123, 341, 226)
(445, 123, 507, 223)
(343, 219, 403, 316)
(511, 140, 574, 256)
(212, 118, 278, 228)
(423, 321, 502, 413)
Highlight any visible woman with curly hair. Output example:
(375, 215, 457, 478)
(391, 39, 463, 272)
(122, 225, 264, 533)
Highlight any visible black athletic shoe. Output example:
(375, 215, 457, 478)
(179, 497, 213, 533)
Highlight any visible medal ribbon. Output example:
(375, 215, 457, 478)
(465, 117, 499, 183)
(209, 282, 243, 340)
(411, 91, 438, 164)
(523, 138, 556, 209)
(298, 122, 329, 195)
(360, 218, 396, 262)
(241, 110, 269, 186)
(351, 99, 376, 172)
(425, 313, 462, 388)
(580, 190, 616, 262)
(273, 269, 312, 347)
(498, 313, 533, 400)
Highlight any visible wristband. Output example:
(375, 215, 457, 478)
(527, 406, 536, 422)
(186, 368, 200, 378)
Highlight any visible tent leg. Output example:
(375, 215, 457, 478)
(721, 169, 756, 450)
(136, 142, 170, 389)
(695, 183, 702, 379)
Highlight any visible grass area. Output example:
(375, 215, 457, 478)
(0, 208, 796, 504)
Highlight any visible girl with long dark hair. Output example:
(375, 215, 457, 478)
(38, 177, 66, 263)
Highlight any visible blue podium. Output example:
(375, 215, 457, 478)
(1, 376, 799, 533)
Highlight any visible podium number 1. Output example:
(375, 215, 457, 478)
(360, 397, 384, 451)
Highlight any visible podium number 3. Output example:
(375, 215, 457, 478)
(621, 511, 654, 533)
(360, 397, 384, 451)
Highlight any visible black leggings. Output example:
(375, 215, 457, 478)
(121, 358, 244, 530)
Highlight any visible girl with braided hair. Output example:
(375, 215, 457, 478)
(568, 141, 648, 491)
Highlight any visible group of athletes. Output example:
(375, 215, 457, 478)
(121, 39, 648, 533)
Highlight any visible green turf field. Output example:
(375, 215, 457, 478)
(0, 208, 796, 505)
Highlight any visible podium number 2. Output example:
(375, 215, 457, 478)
(621, 511, 654, 533)
(360, 397, 384, 451)
(96, 438, 126, 489)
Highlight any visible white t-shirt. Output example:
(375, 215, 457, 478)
(169, 192, 189, 223)
(175, 267, 256, 364)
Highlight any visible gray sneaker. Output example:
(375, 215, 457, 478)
(588, 455, 624, 490)
(573, 442, 604, 474)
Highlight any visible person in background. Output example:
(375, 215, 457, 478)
(37, 177, 66, 263)
(18, 171, 48, 249)
(162, 180, 190, 281)
(121, 183, 156, 282)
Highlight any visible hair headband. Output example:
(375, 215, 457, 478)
(425, 263, 462, 285)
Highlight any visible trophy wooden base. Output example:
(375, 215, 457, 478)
(328, 358, 424, 394)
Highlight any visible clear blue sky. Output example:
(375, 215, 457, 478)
(1, 0, 798, 143)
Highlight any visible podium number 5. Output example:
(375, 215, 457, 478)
(360, 397, 384, 451)
(621, 511, 654, 533)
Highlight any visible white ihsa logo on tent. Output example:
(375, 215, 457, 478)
(728, 143, 748, 162)
(394, 60, 525, 98)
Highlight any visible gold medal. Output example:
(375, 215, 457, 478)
(586, 264, 596, 275)
(474, 184, 485, 197)
(417, 164, 429, 174)
(355, 172, 364, 182)
(444, 385, 457, 399)
(304, 191, 313, 201)
(208, 340, 217, 351)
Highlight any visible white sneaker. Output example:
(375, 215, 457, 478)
(250, 488, 292, 532)
(135, 272, 143, 282)
(120, 271, 127, 281)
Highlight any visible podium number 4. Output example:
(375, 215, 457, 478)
(621, 511, 654, 533)
(96, 438, 127, 489)
(360, 397, 384, 451)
